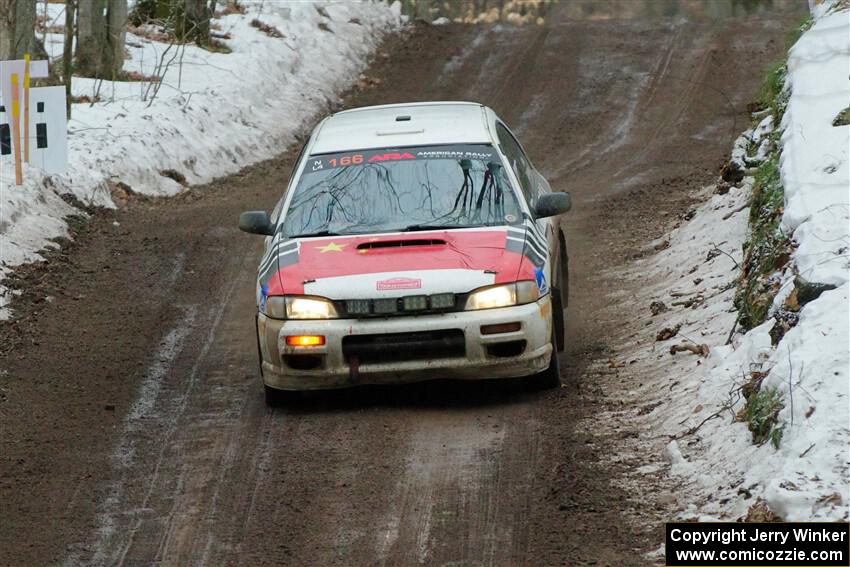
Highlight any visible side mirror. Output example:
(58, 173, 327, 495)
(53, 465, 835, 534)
(239, 211, 274, 236)
(533, 192, 571, 218)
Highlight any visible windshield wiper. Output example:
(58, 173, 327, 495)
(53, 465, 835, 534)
(288, 224, 493, 237)
(397, 223, 484, 232)
(285, 230, 343, 239)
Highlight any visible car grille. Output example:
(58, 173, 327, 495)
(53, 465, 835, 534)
(342, 330, 465, 364)
(333, 293, 465, 318)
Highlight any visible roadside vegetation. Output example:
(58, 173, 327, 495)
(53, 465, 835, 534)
(733, 16, 812, 333)
(732, 17, 817, 448)
(741, 375, 785, 448)
(734, 153, 787, 330)
(646, 5, 847, 522)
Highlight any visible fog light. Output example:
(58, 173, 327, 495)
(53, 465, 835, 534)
(346, 299, 370, 315)
(286, 335, 325, 347)
(430, 293, 455, 309)
(403, 295, 428, 311)
(481, 322, 522, 335)
(373, 298, 397, 314)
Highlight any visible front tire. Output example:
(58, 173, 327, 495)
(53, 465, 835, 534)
(553, 250, 568, 353)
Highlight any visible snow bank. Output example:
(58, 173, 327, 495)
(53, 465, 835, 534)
(617, 2, 849, 523)
(0, 1, 401, 318)
(618, 172, 768, 522)
(780, 4, 850, 286)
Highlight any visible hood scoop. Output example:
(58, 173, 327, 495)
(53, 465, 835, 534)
(357, 238, 446, 250)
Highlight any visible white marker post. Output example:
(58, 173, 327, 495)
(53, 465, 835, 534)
(0, 59, 58, 182)
(28, 86, 68, 174)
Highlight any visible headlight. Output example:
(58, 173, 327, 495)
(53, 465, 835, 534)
(465, 281, 540, 310)
(286, 296, 338, 319)
(262, 295, 338, 319)
(263, 296, 288, 319)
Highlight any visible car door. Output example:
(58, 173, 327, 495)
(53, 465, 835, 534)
(495, 122, 559, 283)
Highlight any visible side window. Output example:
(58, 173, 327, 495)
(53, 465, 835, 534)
(496, 123, 535, 201)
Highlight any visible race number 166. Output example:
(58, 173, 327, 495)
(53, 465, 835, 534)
(328, 154, 363, 167)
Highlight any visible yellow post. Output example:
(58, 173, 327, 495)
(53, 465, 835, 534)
(10, 73, 23, 186)
(24, 53, 31, 163)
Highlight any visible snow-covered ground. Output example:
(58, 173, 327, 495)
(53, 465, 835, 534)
(615, 1, 849, 523)
(0, 0, 402, 318)
(782, 1, 849, 288)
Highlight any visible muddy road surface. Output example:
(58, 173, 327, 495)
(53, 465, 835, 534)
(0, 3, 804, 566)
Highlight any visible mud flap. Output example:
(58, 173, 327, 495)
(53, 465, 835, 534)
(551, 286, 565, 352)
(254, 314, 264, 379)
(348, 354, 360, 384)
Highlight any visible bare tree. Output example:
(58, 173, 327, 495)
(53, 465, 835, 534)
(0, 0, 45, 60)
(75, 0, 127, 79)
(63, 0, 76, 116)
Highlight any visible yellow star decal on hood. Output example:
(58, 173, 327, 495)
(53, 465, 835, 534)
(317, 241, 346, 253)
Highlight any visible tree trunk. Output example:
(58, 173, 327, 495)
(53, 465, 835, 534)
(75, 0, 107, 76)
(75, 0, 127, 79)
(0, 0, 38, 61)
(106, 0, 127, 78)
(184, 0, 210, 46)
(63, 0, 76, 117)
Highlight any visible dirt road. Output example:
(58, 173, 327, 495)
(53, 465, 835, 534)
(0, 3, 804, 566)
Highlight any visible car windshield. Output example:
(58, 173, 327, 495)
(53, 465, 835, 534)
(280, 144, 525, 237)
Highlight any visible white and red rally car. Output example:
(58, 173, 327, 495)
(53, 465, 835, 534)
(239, 102, 571, 404)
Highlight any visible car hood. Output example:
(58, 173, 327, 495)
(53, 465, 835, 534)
(258, 227, 541, 300)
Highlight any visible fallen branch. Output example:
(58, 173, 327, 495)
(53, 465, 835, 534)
(673, 410, 723, 439)
(725, 314, 739, 345)
(656, 324, 681, 341)
(670, 290, 697, 298)
(787, 345, 794, 427)
(707, 244, 740, 270)
(674, 382, 743, 439)
(723, 202, 749, 220)
(250, 18, 283, 38)
(670, 342, 710, 357)
(672, 293, 705, 309)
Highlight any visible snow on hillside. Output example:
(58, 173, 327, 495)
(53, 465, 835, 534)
(0, 0, 402, 319)
(781, 2, 849, 288)
(608, 2, 849, 524)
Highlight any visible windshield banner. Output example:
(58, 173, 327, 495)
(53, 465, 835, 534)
(304, 144, 499, 174)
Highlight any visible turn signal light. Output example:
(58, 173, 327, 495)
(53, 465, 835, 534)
(286, 335, 325, 347)
(480, 322, 522, 335)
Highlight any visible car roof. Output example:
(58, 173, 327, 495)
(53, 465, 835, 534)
(309, 102, 494, 155)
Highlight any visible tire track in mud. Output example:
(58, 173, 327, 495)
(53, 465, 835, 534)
(0, 4, 805, 566)
(374, 408, 540, 566)
(70, 253, 249, 567)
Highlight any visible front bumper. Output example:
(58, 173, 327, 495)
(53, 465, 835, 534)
(257, 296, 553, 390)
